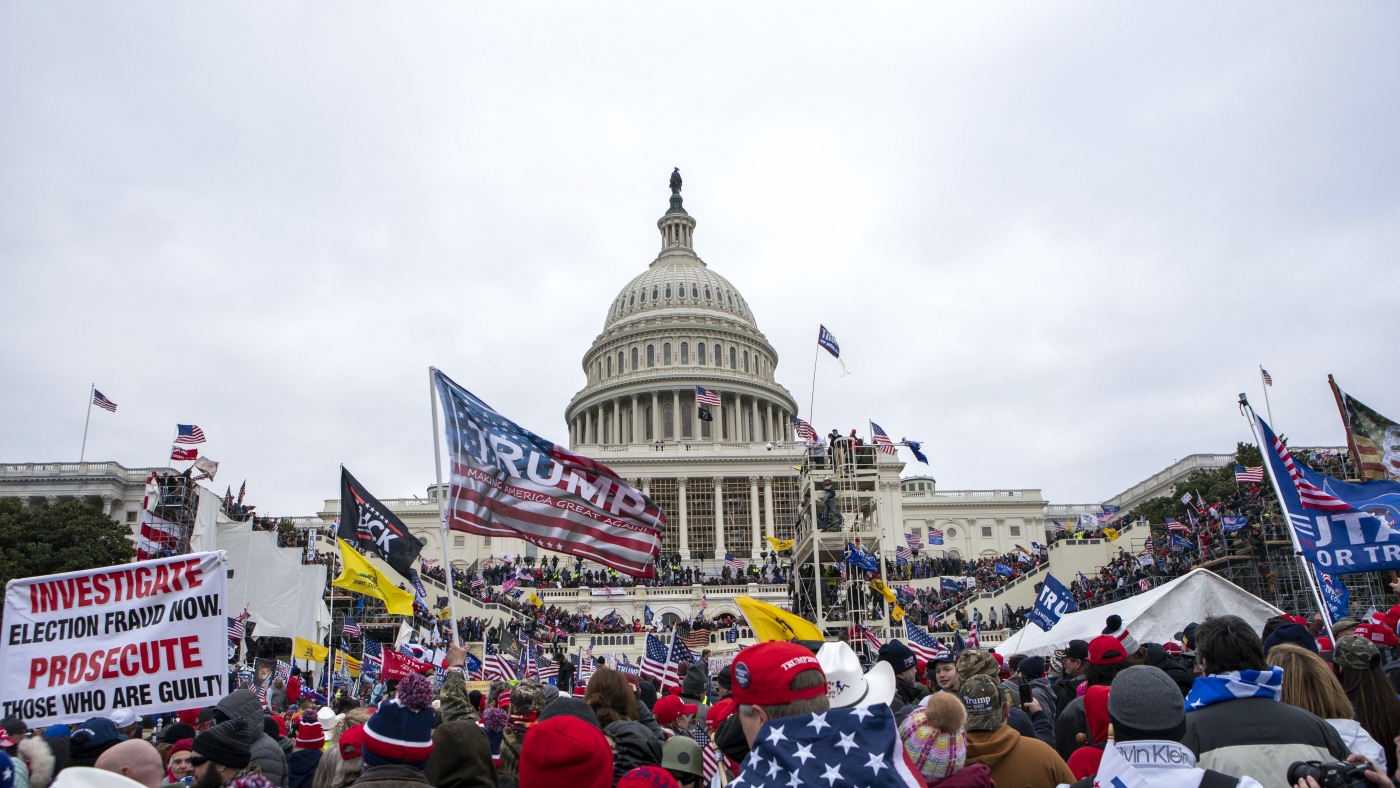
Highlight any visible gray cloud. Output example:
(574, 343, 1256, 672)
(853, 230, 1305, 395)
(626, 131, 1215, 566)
(2, 3, 1396, 514)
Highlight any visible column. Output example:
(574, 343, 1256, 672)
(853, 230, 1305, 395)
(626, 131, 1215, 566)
(764, 402, 772, 443)
(596, 404, 604, 444)
(613, 399, 621, 445)
(713, 477, 725, 556)
(752, 398, 760, 442)
(631, 394, 640, 443)
(651, 392, 660, 441)
(584, 411, 592, 445)
(672, 390, 681, 440)
(763, 476, 775, 539)
(677, 478, 690, 560)
(749, 475, 761, 558)
(101, 494, 117, 517)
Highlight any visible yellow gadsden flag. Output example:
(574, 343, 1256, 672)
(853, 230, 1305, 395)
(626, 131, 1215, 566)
(292, 636, 328, 662)
(1103, 528, 1120, 542)
(735, 596, 823, 643)
(527, 591, 543, 608)
(765, 536, 795, 553)
(869, 578, 897, 604)
(333, 538, 416, 615)
(891, 605, 906, 622)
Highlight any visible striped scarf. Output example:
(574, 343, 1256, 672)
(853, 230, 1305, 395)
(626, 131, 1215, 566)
(1183, 667, 1283, 712)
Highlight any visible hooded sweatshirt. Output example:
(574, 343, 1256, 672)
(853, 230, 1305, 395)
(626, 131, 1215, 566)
(215, 690, 290, 788)
(965, 725, 1075, 788)
(424, 670, 498, 788)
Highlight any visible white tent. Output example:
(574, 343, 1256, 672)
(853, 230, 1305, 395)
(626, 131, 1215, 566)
(995, 568, 1283, 657)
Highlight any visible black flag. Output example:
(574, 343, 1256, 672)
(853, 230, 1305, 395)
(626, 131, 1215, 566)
(697, 407, 713, 422)
(339, 467, 423, 580)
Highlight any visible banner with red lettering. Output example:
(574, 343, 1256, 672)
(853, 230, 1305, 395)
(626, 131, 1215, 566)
(0, 552, 228, 726)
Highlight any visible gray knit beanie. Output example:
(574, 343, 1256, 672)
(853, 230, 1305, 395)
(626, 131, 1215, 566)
(1107, 666, 1186, 742)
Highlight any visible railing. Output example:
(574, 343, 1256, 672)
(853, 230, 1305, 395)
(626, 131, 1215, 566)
(901, 489, 1041, 499)
(1102, 453, 1235, 509)
(1, 462, 155, 481)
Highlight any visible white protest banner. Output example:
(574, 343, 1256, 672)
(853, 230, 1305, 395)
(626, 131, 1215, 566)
(0, 552, 228, 726)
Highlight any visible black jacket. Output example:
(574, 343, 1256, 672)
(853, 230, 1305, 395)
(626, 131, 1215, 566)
(1053, 675, 1084, 716)
(1142, 643, 1195, 698)
(891, 676, 929, 713)
(604, 720, 664, 787)
(288, 749, 322, 788)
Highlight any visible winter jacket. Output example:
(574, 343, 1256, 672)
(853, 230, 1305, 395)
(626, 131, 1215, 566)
(16, 737, 56, 788)
(893, 676, 931, 713)
(1053, 676, 1084, 717)
(351, 764, 435, 788)
(424, 721, 496, 788)
(1181, 697, 1350, 788)
(1005, 676, 1058, 722)
(1010, 706, 1055, 748)
(1327, 719, 1386, 775)
(1055, 695, 1089, 760)
(928, 763, 994, 788)
(604, 720, 664, 787)
(216, 689, 290, 788)
(965, 724, 1075, 788)
(635, 703, 666, 741)
(288, 749, 323, 788)
(437, 670, 481, 724)
(1068, 740, 1264, 788)
(1142, 644, 1195, 698)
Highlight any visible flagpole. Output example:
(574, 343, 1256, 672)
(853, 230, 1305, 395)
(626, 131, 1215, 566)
(326, 546, 337, 697)
(1241, 396, 1333, 640)
(80, 384, 94, 462)
(808, 345, 819, 427)
(428, 367, 460, 648)
(1259, 366, 1275, 426)
(1327, 375, 1363, 481)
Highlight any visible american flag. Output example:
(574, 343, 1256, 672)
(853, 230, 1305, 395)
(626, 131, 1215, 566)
(793, 417, 817, 442)
(1261, 368, 1273, 387)
(435, 370, 665, 577)
(170, 446, 198, 462)
(681, 628, 712, 650)
(342, 618, 361, 638)
(905, 620, 950, 663)
(664, 632, 698, 690)
(362, 640, 382, 675)
(904, 532, 922, 550)
(1235, 465, 1264, 484)
(740, 706, 921, 788)
(860, 625, 883, 652)
(1052, 519, 1067, 533)
(227, 609, 248, 641)
(967, 619, 980, 649)
(895, 545, 913, 561)
(1139, 578, 1151, 591)
(640, 633, 671, 686)
(1143, 537, 1155, 553)
(1165, 518, 1190, 533)
(470, 576, 484, 592)
(484, 641, 517, 682)
(725, 553, 746, 572)
(927, 528, 945, 545)
(421, 558, 439, 568)
(92, 389, 118, 413)
(694, 725, 720, 785)
(174, 424, 206, 445)
(695, 386, 721, 407)
(699, 594, 709, 610)
(870, 422, 897, 455)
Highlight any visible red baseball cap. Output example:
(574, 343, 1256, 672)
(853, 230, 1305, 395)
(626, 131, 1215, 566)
(1161, 641, 1182, 655)
(1353, 624, 1400, 648)
(652, 695, 698, 726)
(706, 698, 736, 730)
(1088, 635, 1128, 665)
(731, 642, 825, 706)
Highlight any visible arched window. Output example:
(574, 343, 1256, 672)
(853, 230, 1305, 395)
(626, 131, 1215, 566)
(705, 288, 711, 300)
(631, 347, 639, 371)
(729, 347, 736, 369)
(645, 406, 654, 440)
(681, 403, 692, 438)
(647, 345, 655, 368)
(663, 404, 674, 438)
(697, 342, 706, 365)
(618, 351, 624, 374)
(663, 343, 672, 365)
(629, 294, 635, 307)
(640, 290, 646, 303)
(743, 350, 749, 372)
(665, 285, 672, 298)
(692, 286, 698, 298)
(681, 342, 689, 364)
(728, 293, 734, 305)
(606, 356, 612, 376)
(652, 288, 659, 300)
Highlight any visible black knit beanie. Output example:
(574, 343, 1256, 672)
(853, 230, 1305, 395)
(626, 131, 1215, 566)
(537, 697, 601, 729)
(194, 719, 253, 769)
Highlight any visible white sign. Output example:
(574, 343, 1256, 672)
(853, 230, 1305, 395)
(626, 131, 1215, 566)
(0, 552, 228, 725)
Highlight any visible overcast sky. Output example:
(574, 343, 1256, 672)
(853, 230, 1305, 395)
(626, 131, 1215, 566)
(2, 3, 1397, 516)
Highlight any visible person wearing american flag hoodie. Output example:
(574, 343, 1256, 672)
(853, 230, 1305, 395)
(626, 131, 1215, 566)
(728, 641, 922, 787)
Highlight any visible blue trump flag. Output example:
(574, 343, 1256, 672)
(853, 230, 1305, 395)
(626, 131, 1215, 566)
(1253, 411, 1400, 574)
(1027, 574, 1077, 631)
(1314, 566, 1350, 625)
(1170, 534, 1196, 552)
(994, 563, 1013, 577)
(940, 577, 961, 594)
(1222, 516, 1249, 532)
(844, 543, 879, 572)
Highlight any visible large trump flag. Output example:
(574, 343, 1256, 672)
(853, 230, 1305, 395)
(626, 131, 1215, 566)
(432, 369, 665, 577)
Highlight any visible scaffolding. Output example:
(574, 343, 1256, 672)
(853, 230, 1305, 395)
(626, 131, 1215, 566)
(790, 443, 893, 653)
(146, 470, 200, 557)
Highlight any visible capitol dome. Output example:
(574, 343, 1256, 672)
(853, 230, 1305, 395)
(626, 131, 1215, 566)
(565, 174, 798, 449)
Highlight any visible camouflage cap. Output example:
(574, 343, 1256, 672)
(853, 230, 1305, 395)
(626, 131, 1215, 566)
(509, 680, 549, 714)
(1332, 617, 1361, 636)
(959, 674, 1005, 731)
(1333, 635, 1381, 671)
(956, 650, 999, 682)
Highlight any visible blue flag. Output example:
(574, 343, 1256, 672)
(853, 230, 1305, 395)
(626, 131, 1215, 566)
(817, 324, 841, 358)
(1222, 516, 1249, 532)
(844, 543, 879, 572)
(1170, 534, 1196, 552)
(1255, 411, 1400, 574)
(1101, 504, 1122, 515)
(940, 576, 960, 594)
(1314, 566, 1350, 625)
(1028, 574, 1077, 631)
(643, 605, 654, 625)
(726, 623, 739, 643)
(465, 652, 482, 676)
(905, 440, 929, 465)
(994, 563, 1013, 577)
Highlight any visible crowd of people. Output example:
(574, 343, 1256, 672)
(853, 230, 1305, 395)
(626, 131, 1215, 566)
(18, 606, 1400, 788)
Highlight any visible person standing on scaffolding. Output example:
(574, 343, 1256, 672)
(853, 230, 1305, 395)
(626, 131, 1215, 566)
(820, 478, 844, 531)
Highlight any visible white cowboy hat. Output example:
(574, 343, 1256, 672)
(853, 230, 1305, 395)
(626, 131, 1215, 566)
(817, 641, 897, 708)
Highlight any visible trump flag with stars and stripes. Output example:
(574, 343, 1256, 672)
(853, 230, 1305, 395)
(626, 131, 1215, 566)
(433, 368, 666, 577)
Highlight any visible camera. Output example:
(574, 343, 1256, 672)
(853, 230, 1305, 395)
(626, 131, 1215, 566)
(1286, 761, 1370, 788)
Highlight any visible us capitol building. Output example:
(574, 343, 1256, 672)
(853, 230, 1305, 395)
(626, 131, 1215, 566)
(1, 175, 1224, 632)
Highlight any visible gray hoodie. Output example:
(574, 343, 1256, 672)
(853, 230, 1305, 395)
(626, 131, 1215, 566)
(215, 690, 289, 788)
